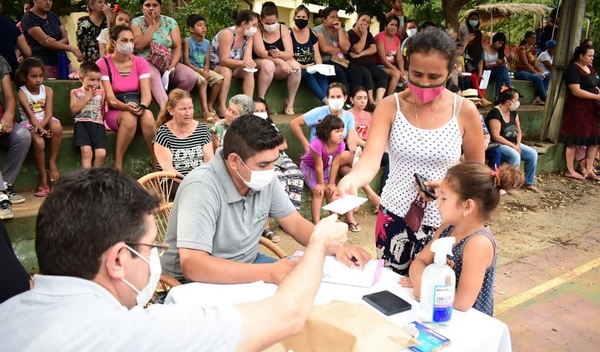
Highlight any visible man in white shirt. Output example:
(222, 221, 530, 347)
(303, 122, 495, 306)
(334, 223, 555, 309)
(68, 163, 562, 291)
(538, 40, 556, 77)
(0, 168, 348, 352)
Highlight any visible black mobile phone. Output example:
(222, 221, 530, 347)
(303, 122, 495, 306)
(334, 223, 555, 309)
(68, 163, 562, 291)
(362, 290, 412, 316)
(414, 173, 437, 200)
(268, 45, 277, 50)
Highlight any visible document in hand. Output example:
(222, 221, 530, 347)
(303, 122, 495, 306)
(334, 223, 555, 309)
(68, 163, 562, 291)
(322, 195, 368, 215)
(479, 70, 491, 90)
(307, 64, 335, 76)
(322, 255, 384, 288)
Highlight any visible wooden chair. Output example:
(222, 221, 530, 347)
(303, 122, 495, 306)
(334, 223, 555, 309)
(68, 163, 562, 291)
(259, 236, 287, 259)
(137, 171, 183, 242)
(138, 171, 183, 303)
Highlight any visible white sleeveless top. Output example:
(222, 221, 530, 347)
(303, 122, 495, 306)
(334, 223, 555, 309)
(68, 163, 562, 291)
(380, 93, 463, 228)
(18, 85, 47, 124)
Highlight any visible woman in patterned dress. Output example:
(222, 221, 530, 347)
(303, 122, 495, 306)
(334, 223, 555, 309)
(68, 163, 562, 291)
(76, 0, 112, 62)
(338, 29, 484, 276)
(131, 0, 196, 107)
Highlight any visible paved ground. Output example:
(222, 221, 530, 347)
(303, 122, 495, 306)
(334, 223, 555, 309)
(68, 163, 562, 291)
(494, 228, 600, 352)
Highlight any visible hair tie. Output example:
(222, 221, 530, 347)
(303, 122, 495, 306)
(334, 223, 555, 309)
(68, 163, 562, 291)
(500, 85, 510, 93)
(113, 4, 121, 13)
(491, 165, 501, 188)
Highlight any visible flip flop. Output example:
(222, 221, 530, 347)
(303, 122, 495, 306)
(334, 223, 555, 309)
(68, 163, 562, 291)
(34, 187, 50, 197)
(347, 222, 361, 232)
(262, 228, 280, 243)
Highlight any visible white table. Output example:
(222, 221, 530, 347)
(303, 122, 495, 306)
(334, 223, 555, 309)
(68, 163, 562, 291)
(166, 268, 512, 352)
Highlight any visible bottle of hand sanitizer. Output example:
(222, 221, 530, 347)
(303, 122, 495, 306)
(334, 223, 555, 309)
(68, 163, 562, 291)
(419, 237, 456, 323)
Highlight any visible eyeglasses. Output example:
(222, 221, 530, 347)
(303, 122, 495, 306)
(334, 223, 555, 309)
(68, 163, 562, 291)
(125, 241, 169, 256)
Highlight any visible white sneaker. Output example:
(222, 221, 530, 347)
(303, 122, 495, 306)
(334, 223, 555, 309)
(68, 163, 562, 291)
(0, 194, 13, 220)
(4, 182, 25, 204)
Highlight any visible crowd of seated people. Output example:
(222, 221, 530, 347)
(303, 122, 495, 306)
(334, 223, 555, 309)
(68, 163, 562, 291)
(3, 3, 599, 346)
(0, 3, 594, 236)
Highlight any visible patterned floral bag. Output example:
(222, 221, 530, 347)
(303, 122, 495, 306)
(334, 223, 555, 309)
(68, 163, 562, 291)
(150, 41, 172, 73)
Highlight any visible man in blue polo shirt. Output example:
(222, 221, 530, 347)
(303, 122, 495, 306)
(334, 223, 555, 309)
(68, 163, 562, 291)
(161, 115, 371, 284)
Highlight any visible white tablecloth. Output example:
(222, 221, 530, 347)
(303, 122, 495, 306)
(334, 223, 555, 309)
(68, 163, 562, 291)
(166, 268, 512, 352)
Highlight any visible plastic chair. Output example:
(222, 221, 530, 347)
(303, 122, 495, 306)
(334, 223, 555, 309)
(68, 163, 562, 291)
(137, 171, 183, 242)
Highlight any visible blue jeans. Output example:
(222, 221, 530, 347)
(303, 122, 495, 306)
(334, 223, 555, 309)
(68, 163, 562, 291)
(301, 70, 328, 103)
(513, 70, 550, 100)
(485, 147, 502, 170)
(497, 143, 538, 185)
(490, 66, 512, 98)
(253, 252, 278, 264)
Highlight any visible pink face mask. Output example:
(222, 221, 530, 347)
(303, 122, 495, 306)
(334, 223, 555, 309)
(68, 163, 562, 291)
(407, 77, 447, 104)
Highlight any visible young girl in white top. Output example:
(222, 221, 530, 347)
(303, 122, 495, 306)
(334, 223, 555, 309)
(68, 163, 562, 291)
(16, 58, 63, 197)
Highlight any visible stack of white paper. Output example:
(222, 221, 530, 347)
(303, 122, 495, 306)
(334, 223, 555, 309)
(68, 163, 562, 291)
(322, 256, 384, 288)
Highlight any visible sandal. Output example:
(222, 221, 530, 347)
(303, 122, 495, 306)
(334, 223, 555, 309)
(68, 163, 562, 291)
(34, 187, 50, 197)
(262, 228, 280, 243)
(347, 222, 361, 232)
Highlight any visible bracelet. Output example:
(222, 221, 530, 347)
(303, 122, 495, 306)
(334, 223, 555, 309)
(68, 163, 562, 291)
(138, 104, 148, 110)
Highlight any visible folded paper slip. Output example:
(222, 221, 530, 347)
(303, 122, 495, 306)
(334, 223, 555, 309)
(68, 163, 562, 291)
(265, 301, 418, 352)
(322, 195, 367, 214)
(307, 64, 335, 76)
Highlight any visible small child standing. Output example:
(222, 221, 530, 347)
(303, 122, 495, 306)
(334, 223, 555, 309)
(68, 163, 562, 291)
(70, 61, 106, 168)
(183, 14, 224, 123)
(16, 58, 63, 197)
(97, 8, 131, 57)
(402, 162, 523, 316)
(300, 115, 345, 224)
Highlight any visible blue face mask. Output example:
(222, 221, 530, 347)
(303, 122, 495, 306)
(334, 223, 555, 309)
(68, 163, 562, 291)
(469, 19, 479, 27)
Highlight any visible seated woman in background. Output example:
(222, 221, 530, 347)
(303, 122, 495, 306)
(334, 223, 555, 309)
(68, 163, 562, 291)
(21, 0, 84, 78)
(210, 10, 258, 118)
(131, 0, 196, 107)
(211, 94, 255, 151)
(76, 0, 112, 62)
(485, 88, 539, 195)
(374, 15, 404, 97)
(252, 2, 301, 115)
(313, 7, 362, 100)
(289, 5, 329, 105)
(154, 89, 214, 176)
(347, 13, 388, 107)
(483, 32, 512, 100)
(514, 31, 549, 105)
(96, 25, 156, 171)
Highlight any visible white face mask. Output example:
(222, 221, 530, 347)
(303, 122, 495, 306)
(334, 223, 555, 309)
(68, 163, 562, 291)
(406, 28, 417, 37)
(121, 246, 162, 307)
(116, 42, 134, 55)
(469, 19, 479, 27)
(245, 26, 258, 37)
(509, 100, 520, 111)
(254, 111, 269, 120)
(263, 23, 277, 33)
(328, 98, 345, 111)
(237, 158, 274, 190)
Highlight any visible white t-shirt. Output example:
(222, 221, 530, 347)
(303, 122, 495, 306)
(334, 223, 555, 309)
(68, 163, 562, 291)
(537, 50, 553, 75)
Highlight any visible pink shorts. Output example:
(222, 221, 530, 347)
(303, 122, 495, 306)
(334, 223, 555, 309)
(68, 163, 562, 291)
(21, 117, 61, 130)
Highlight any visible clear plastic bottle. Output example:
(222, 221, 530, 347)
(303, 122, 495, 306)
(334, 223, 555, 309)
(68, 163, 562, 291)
(419, 237, 456, 323)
